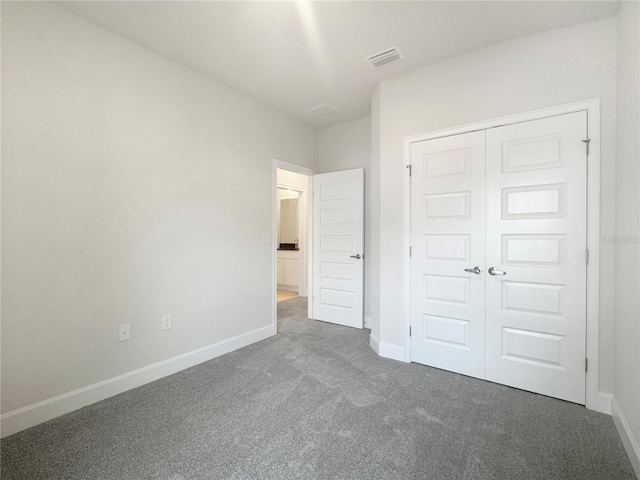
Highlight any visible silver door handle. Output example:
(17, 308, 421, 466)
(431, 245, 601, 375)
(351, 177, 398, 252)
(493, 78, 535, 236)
(488, 267, 506, 276)
(350, 254, 362, 259)
(464, 266, 482, 275)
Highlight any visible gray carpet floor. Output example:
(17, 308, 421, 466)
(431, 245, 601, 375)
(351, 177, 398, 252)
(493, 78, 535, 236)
(2, 296, 636, 480)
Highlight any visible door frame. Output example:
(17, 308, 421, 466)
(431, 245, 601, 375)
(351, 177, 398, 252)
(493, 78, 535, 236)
(272, 159, 315, 335)
(402, 99, 603, 412)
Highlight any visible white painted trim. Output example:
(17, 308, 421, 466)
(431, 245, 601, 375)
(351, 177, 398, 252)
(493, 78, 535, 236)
(378, 341, 407, 362)
(402, 99, 601, 410)
(369, 334, 380, 355)
(584, 100, 601, 412)
(277, 285, 298, 293)
(272, 159, 316, 335)
(403, 133, 413, 362)
(370, 335, 406, 362)
(306, 174, 313, 319)
(364, 316, 372, 329)
(596, 392, 612, 415)
(612, 397, 640, 477)
(1, 325, 273, 438)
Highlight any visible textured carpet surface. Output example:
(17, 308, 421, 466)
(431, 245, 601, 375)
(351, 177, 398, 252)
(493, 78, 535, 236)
(2, 296, 636, 479)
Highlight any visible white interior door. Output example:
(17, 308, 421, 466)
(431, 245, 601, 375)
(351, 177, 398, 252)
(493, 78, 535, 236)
(312, 169, 364, 329)
(410, 111, 587, 404)
(485, 112, 587, 404)
(410, 131, 486, 378)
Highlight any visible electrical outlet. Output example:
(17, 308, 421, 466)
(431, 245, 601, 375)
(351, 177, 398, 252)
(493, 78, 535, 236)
(119, 323, 131, 342)
(162, 314, 172, 331)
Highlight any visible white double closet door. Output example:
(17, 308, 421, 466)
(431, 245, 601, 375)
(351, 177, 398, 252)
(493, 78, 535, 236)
(410, 112, 588, 404)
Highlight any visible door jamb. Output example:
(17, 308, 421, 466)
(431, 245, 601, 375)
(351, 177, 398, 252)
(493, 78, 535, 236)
(402, 99, 602, 412)
(273, 160, 315, 336)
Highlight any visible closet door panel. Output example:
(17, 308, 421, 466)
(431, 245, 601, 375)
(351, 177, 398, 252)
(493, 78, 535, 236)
(410, 131, 486, 378)
(485, 112, 587, 404)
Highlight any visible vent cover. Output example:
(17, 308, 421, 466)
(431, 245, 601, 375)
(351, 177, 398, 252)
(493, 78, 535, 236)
(308, 103, 338, 117)
(364, 46, 404, 69)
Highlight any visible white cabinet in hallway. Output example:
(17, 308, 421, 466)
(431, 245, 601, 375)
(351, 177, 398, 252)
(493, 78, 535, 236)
(277, 250, 299, 292)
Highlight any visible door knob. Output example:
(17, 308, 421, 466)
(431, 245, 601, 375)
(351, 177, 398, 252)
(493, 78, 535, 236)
(464, 266, 482, 275)
(488, 267, 506, 276)
(350, 254, 362, 259)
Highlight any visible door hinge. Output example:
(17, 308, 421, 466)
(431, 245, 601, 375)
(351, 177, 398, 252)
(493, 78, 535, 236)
(409, 326, 412, 337)
(409, 246, 412, 257)
(582, 139, 591, 156)
(585, 249, 589, 265)
(406, 164, 412, 177)
(585, 357, 588, 372)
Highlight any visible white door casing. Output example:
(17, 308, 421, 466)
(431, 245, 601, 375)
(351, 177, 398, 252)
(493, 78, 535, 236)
(409, 111, 588, 404)
(312, 169, 364, 329)
(410, 131, 486, 377)
(485, 112, 587, 404)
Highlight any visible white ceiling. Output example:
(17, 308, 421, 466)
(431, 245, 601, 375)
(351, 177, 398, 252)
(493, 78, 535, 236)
(57, 1, 620, 128)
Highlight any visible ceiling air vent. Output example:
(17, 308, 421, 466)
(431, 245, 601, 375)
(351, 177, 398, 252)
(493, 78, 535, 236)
(308, 103, 338, 117)
(364, 46, 404, 69)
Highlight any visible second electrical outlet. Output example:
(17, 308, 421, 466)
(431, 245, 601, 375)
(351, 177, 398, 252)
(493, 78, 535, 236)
(162, 314, 172, 331)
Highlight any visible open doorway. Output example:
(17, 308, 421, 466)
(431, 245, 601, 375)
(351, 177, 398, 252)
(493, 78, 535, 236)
(276, 185, 304, 302)
(272, 161, 365, 335)
(273, 161, 314, 334)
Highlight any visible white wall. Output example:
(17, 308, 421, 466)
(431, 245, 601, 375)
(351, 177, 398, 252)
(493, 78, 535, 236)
(1, 2, 317, 419)
(613, 1, 640, 474)
(375, 19, 618, 394)
(318, 117, 372, 325)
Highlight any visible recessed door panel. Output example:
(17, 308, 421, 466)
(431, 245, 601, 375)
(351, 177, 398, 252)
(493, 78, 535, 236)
(424, 235, 470, 262)
(502, 281, 564, 316)
(424, 315, 470, 349)
(424, 275, 470, 305)
(320, 208, 355, 227)
(502, 328, 563, 367)
(501, 134, 564, 173)
(320, 236, 354, 253)
(502, 235, 564, 267)
(423, 149, 471, 178)
(502, 184, 565, 219)
(320, 262, 355, 282)
(320, 182, 354, 200)
(425, 192, 471, 220)
(320, 288, 354, 309)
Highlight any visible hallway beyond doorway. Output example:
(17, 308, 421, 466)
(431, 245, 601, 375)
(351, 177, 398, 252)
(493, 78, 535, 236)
(277, 289, 297, 303)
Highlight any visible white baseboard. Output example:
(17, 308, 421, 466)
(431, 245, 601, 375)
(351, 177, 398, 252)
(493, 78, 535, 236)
(369, 334, 406, 362)
(612, 396, 640, 478)
(277, 285, 298, 292)
(596, 391, 613, 415)
(369, 334, 380, 354)
(364, 316, 372, 329)
(1, 325, 273, 438)
(379, 342, 406, 362)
